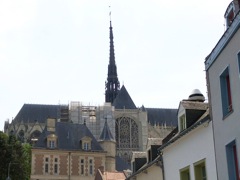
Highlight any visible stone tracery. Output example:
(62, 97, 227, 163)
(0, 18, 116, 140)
(116, 116, 139, 150)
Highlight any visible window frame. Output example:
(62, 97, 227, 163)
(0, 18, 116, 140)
(88, 158, 94, 176)
(194, 159, 207, 180)
(80, 158, 85, 176)
(49, 140, 55, 149)
(179, 165, 191, 180)
(220, 66, 233, 118)
(53, 157, 59, 175)
(179, 114, 186, 131)
(237, 51, 240, 77)
(81, 136, 92, 151)
(44, 156, 50, 174)
(84, 142, 89, 150)
(226, 140, 240, 180)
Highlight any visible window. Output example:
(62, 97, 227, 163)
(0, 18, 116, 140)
(179, 114, 186, 131)
(54, 157, 58, 174)
(115, 116, 139, 162)
(47, 134, 57, 149)
(44, 157, 49, 174)
(180, 166, 190, 180)
(81, 136, 92, 150)
(226, 140, 239, 180)
(80, 158, 84, 175)
(84, 142, 89, 150)
(220, 67, 233, 117)
(89, 158, 94, 175)
(194, 159, 207, 180)
(49, 140, 55, 148)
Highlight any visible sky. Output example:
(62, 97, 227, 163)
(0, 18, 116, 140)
(0, 0, 231, 131)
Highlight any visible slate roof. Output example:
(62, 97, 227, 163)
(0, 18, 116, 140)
(112, 85, 177, 127)
(34, 122, 103, 151)
(99, 119, 115, 141)
(113, 85, 137, 109)
(146, 108, 178, 126)
(13, 104, 65, 123)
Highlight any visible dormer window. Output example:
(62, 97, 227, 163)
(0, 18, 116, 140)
(84, 142, 90, 150)
(179, 114, 186, 131)
(81, 136, 92, 151)
(47, 134, 57, 149)
(49, 140, 55, 148)
(224, 0, 240, 28)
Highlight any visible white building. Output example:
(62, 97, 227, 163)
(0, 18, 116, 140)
(159, 90, 217, 180)
(205, 1, 240, 179)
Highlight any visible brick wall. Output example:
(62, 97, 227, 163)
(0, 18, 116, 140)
(34, 154, 44, 175)
(59, 154, 68, 175)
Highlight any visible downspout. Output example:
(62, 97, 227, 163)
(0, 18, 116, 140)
(160, 152, 165, 180)
(206, 70, 219, 180)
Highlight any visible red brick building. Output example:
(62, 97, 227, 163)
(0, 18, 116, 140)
(31, 118, 116, 180)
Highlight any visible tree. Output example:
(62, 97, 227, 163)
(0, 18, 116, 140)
(0, 131, 31, 180)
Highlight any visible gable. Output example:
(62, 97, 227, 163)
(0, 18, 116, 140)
(113, 85, 136, 109)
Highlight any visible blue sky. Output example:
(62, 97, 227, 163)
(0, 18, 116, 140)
(0, 0, 230, 130)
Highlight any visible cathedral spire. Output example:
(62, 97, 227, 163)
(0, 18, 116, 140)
(105, 20, 120, 103)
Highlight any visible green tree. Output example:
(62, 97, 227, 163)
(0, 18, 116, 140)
(0, 131, 9, 180)
(0, 131, 31, 180)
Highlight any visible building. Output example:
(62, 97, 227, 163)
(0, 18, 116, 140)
(4, 20, 178, 167)
(205, 1, 240, 179)
(126, 138, 163, 180)
(4, 104, 64, 143)
(159, 90, 217, 180)
(31, 118, 117, 180)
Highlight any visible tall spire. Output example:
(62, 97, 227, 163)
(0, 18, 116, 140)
(105, 20, 120, 103)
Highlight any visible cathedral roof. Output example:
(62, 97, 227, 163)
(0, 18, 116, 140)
(13, 104, 65, 124)
(146, 108, 178, 127)
(34, 122, 104, 151)
(99, 119, 114, 141)
(113, 85, 137, 109)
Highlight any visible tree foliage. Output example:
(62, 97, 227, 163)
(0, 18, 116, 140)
(0, 131, 31, 180)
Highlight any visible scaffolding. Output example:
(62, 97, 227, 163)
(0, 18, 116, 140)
(68, 101, 115, 140)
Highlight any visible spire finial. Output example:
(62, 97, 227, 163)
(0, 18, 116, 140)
(109, 6, 111, 22)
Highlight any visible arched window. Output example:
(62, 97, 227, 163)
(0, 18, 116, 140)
(18, 130, 25, 142)
(116, 117, 139, 150)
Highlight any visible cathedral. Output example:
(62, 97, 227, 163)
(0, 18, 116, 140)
(4, 20, 177, 164)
